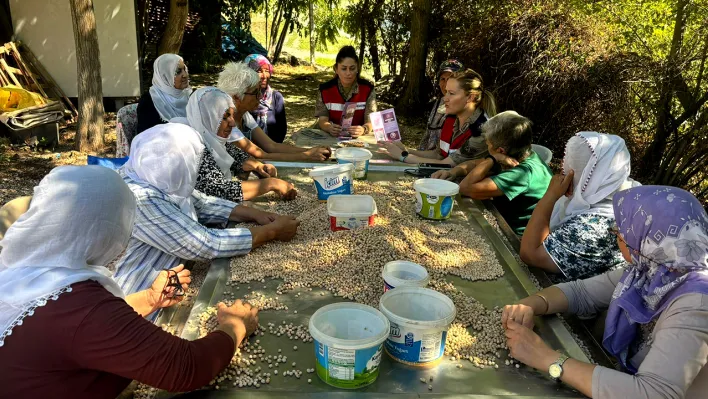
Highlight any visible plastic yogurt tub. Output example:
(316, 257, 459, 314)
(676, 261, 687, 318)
(379, 287, 456, 367)
(309, 163, 355, 201)
(413, 178, 460, 220)
(381, 261, 430, 292)
(327, 195, 377, 231)
(336, 147, 373, 180)
(309, 302, 390, 389)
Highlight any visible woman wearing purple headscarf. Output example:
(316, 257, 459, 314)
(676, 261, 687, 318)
(501, 184, 708, 398)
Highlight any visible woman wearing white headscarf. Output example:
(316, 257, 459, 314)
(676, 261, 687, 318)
(113, 122, 299, 297)
(175, 86, 298, 202)
(520, 132, 640, 281)
(0, 165, 261, 398)
(135, 54, 191, 136)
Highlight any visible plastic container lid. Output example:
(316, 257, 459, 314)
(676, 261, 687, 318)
(382, 261, 430, 287)
(336, 147, 373, 162)
(379, 287, 456, 329)
(309, 302, 390, 350)
(413, 178, 460, 197)
(327, 195, 378, 218)
(309, 163, 355, 177)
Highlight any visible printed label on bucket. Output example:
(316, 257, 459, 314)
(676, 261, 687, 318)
(331, 216, 374, 231)
(383, 280, 395, 292)
(385, 322, 447, 364)
(314, 176, 352, 201)
(314, 339, 383, 389)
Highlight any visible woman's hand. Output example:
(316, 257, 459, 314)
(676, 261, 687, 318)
(148, 264, 191, 310)
(271, 178, 298, 200)
(377, 141, 404, 160)
(348, 125, 366, 138)
(304, 146, 332, 161)
(505, 319, 558, 371)
(217, 300, 259, 347)
(501, 303, 536, 329)
(248, 208, 279, 225)
(255, 163, 278, 178)
(326, 123, 342, 137)
(545, 171, 574, 200)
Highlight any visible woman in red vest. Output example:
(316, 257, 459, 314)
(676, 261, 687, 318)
(314, 46, 377, 138)
(380, 69, 497, 165)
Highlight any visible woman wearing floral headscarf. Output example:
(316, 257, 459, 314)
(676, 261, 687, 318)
(418, 59, 464, 150)
(243, 54, 288, 143)
(501, 185, 708, 398)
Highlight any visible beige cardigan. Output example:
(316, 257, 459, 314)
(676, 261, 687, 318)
(556, 269, 708, 399)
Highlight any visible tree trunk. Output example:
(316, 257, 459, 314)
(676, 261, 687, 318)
(359, 24, 366, 65)
(309, 1, 315, 65)
(273, 15, 291, 63)
(642, 0, 688, 180)
(269, 3, 283, 55)
(69, 0, 104, 151)
(397, 0, 431, 112)
(158, 0, 189, 55)
(368, 0, 384, 80)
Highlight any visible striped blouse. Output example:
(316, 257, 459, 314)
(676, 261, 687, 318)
(113, 174, 252, 297)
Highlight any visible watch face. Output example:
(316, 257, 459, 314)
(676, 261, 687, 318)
(549, 363, 562, 379)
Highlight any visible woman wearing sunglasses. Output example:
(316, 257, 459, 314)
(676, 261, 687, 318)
(501, 185, 708, 398)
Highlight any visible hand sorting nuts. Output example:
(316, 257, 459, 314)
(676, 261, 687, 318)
(189, 177, 514, 392)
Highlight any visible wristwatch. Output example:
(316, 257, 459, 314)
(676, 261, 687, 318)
(549, 353, 569, 381)
(399, 150, 409, 163)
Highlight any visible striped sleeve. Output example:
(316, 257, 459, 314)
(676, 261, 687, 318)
(132, 196, 252, 263)
(192, 190, 237, 225)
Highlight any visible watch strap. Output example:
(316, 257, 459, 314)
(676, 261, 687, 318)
(399, 151, 409, 163)
(549, 353, 570, 381)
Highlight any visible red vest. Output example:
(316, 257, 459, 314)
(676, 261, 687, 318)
(319, 78, 374, 126)
(438, 114, 487, 157)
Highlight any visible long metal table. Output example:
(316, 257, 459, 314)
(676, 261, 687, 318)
(164, 163, 594, 398)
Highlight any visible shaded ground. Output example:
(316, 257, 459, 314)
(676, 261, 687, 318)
(0, 65, 426, 207)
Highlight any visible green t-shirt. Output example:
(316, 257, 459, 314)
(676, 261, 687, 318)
(489, 151, 552, 235)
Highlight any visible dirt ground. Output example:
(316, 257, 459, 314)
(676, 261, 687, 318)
(0, 65, 425, 207)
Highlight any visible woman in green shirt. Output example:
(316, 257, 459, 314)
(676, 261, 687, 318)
(432, 111, 552, 235)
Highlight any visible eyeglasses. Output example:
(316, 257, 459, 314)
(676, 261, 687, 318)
(163, 269, 185, 298)
(243, 90, 260, 97)
(607, 225, 662, 266)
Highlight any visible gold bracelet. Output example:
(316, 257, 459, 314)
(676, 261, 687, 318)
(533, 293, 550, 314)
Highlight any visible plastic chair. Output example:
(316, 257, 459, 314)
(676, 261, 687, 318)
(87, 155, 129, 170)
(532, 144, 552, 165)
(115, 103, 138, 157)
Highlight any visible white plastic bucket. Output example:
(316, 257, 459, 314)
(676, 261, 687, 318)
(379, 287, 456, 367)
(413, 178, 460, 220)
(327, 195, 377, 231)
(382, 261, 430, 292)
(309, 163, 355, 201)
(336, 147, 373, 180)
(309, 302, 390, 389)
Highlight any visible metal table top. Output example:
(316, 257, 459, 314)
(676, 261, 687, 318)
(164, 164, 589, 398)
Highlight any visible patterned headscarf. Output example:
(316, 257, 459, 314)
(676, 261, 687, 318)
(603, 185, 708, 373)
(244, 54, 274, 133)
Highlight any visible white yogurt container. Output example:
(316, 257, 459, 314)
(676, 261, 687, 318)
(379, 287, 456, 367)
(381, 261, 430, 292)
(327, 195, 377, 231)
(336, 147, 373, 180)
(309, 302, 390, 389)
(309, 163, 355, 201)
(413, 178, 460, 220)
